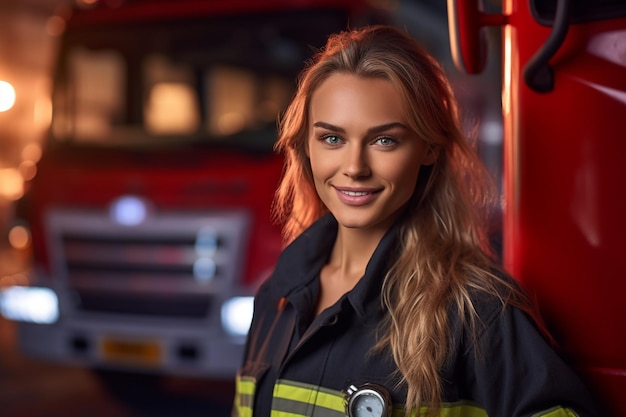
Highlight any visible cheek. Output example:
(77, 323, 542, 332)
(309, 151, 337, 181)
(385, 157, 422, 197)
(397, 172, 421, 200)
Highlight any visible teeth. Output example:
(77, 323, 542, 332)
(341, 190, 369, 196)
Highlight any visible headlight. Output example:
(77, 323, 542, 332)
(109, 195, 151, 226)
(0, 286, 59, 324)
(221, 296, 254, 337)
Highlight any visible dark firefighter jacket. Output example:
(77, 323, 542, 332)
(233, 214, 599, 417)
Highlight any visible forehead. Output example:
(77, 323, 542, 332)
(309, 73, 407, 126)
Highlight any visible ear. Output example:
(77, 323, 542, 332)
(421, 144, 439, 166)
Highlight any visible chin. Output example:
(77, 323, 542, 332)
(334, 213, 385, 231)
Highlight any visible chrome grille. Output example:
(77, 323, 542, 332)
(45, 208, 251, 318)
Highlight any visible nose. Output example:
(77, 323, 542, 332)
(343, 144, 371, 179)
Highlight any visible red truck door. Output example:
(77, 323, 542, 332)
(449, 0, 626, 415)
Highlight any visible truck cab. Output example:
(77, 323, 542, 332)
(1, 0, 380, 382)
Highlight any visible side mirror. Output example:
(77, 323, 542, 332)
(447, 0, 507, 74)
(448, 0, 571, 92)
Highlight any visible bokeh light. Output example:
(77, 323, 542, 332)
(8, 225, 31, 250)
(0, 168, 24, 201)
(0, 80, 17, 112)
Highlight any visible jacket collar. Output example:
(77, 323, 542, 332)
(270, 213, 401, 319)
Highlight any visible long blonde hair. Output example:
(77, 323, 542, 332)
(273, 25, 538, 416)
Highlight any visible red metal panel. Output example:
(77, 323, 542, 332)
(502, 1, 626, 414)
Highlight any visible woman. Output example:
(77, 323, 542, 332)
(233, 25, 599, 417)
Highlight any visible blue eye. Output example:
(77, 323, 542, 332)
(323, 135, 343, 145)
(374, 137, 397, 147)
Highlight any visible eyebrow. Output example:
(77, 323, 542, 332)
(312, 121, 408, 134)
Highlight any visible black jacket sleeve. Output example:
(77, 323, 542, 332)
(463, 305, 600, 417)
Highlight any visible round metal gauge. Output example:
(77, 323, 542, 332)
(344, 383, 392, 417)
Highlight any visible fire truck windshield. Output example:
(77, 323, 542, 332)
(50, 10, 348, 151)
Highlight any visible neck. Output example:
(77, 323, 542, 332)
(314, 222, 392, 316)
(328, 226, 388, 283)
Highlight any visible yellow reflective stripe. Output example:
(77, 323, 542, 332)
(532, 406, 579, 417)
(239, 376, 256, 395)
(390, 402, 576, 417)
(271, 411, 305, 417)
(240, 377, 576, 417)
(274, 380, 345, 411)
(437, 401, 488, 417)
(235, 375, 255, 417)
(390, 401, 488, 417)
(271, 380, 490, 417)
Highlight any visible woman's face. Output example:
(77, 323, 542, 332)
(307, 73, 435, 234)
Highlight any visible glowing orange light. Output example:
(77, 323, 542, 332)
(21, 143, 42, 163)
(0, 168, 24, 201)
(8, 225, 31, 250)
(0, 80, 16, 112)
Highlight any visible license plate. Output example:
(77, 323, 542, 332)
(100, 336, 162, 367)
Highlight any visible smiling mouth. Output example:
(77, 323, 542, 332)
(334, 187, 381, 206)
(340, 190, 371, 197)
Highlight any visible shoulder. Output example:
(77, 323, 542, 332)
(445, 272, 600, 416)
(463, 269, 533, 331)
(452, 292, 600, 416)
(446, 267, 548, 360)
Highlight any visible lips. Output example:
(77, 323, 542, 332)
(334, 186, 381, 205)
(341, 190, 370, 197)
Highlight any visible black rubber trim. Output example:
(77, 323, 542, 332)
(523, 0, 571, 93)
(530, 0, 626, 26)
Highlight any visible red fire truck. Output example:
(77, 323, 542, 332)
(0, 0, 384, 387)
(4, 0, 623, 413)
(449, 0, 626, 415)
